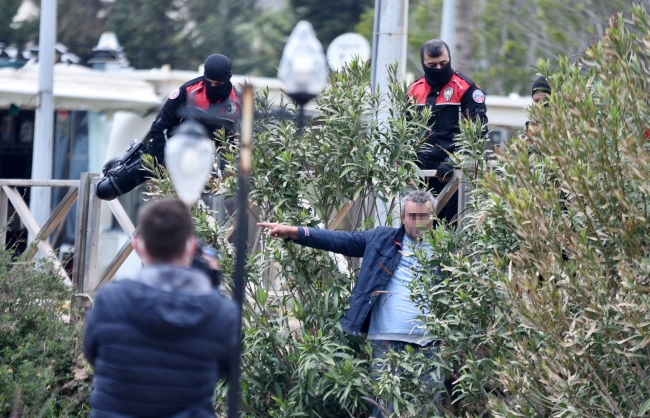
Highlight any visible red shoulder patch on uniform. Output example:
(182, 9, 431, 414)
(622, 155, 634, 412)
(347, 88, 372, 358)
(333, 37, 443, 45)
(472, 90, 485, 103)
(168, 88, 180, 100)
(408, 77, 430, 105)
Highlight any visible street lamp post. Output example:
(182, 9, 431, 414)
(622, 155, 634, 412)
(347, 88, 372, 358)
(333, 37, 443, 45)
(164, 118, 216, 206)
(227, 84, 254, 418)
(165, 97, 253, 418)
(278, 21, 328, 133)
(223, 21, 326, 417)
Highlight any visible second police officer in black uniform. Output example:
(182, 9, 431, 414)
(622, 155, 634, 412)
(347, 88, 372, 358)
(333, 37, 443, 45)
(96, 54, 241, 201)
(408, 39, 488, 223)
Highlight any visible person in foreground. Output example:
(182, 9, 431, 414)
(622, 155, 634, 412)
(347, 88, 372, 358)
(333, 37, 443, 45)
(259, 190, 444, 417)
(83, 197, 239, 418)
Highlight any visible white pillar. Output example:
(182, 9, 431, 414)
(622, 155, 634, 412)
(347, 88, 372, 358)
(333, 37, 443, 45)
(370, 0, 409, 97)
(30, 0, 57, 240)
(370, 0, 409, 227)
(440, 0, 456, 55)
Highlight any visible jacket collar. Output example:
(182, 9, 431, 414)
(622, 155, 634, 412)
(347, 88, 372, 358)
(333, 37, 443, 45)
(393, 225, 406, 248)
(135, 264, 212, 295)
(373, 225, 406, 256)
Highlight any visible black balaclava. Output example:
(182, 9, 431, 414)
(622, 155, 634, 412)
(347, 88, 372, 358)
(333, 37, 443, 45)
(203, 54, 232, 102)
(422, 61, 454, 90)
(532, 76, 551, 96)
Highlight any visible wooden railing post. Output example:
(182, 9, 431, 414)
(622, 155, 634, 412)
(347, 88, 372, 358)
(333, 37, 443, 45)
(72, 173, 92, 293)
(25, 186, 78, 260)
(434, 173, 460, 216)
(83, 175, 102, 293)
(2, 185, 72, 286)
(457, 161, 475, 228)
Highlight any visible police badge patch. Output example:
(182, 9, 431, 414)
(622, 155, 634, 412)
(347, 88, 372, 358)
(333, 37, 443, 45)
(472, 90, 485, 103)
(226, 103, 239, 115)
(443, 87, 454, 102)
(169, 88, 180, 100)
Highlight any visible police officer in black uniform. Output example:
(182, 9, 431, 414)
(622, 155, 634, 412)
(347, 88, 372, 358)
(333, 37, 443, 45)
(96, 54, 241, 201)
(408, 39, 488, 223)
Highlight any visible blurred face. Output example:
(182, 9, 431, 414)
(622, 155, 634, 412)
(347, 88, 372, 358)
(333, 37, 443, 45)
(402, 201, 434, 239)
(533, 91, 549, 104)
(423, 50, 450, 69)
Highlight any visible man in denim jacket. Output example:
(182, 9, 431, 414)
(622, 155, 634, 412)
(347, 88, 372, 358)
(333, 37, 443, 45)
(259, 190, 444, 416)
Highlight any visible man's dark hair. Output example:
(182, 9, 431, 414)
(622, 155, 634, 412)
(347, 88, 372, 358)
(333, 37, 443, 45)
(420, 39, 451, 61)
(137, 198, 194, 261)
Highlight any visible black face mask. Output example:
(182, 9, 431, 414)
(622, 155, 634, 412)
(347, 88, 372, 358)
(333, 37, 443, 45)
(422, 61, 454, 89)
(204, 80, 231, 102)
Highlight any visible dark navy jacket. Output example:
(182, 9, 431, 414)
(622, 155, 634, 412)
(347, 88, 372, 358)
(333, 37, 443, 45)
(83, 265, 239, 418)
(294, 225, 407, 336)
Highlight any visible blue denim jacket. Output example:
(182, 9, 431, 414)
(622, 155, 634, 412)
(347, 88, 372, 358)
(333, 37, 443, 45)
(294, 225, 406, 336)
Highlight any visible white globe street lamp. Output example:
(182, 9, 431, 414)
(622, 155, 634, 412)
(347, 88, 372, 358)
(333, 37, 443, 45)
(278, 20, 328, 132)
(164, 119, 216, 206)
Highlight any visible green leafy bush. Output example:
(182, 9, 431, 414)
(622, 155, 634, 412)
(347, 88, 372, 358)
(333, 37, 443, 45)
(0, 249, 89, 417)
(408, 4, 650, 416)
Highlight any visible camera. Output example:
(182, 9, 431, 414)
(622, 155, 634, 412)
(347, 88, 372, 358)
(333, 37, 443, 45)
(96, 139, 149, 201)
(191, 241, 222, 287)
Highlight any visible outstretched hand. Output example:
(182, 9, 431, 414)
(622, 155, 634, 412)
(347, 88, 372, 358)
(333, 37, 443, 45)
(257, 222, 299, 240)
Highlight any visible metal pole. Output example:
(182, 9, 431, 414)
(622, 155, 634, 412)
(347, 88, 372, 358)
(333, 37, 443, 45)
(30, 0, 57, 241)
(297, 104, 305, 135)
(227, 84, 254, 418)
(440, 0, 456, 56)
(370, 0, 409, 227)
(370, 0, 381, 94)
(370, 0, 409, 96)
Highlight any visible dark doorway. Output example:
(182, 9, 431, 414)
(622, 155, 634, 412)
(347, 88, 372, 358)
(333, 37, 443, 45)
(0, 107, 35, 254)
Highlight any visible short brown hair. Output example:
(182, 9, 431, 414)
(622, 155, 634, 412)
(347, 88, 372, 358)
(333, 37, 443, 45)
(136, 198, 194, 262)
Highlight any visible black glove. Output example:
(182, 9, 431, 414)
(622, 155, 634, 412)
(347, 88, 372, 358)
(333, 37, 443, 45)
(102, 157, 120, 176)
(143, 143, 165, 167)
(436, 163, 454, 181)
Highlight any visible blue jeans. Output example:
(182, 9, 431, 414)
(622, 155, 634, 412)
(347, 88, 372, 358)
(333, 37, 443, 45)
(370, 339, 444, 417)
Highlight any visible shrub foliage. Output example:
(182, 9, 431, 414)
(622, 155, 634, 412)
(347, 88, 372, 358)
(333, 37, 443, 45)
(0, 250, 88, 417)
(13, 4, 647, 416)
(410, 4, 650, 417)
